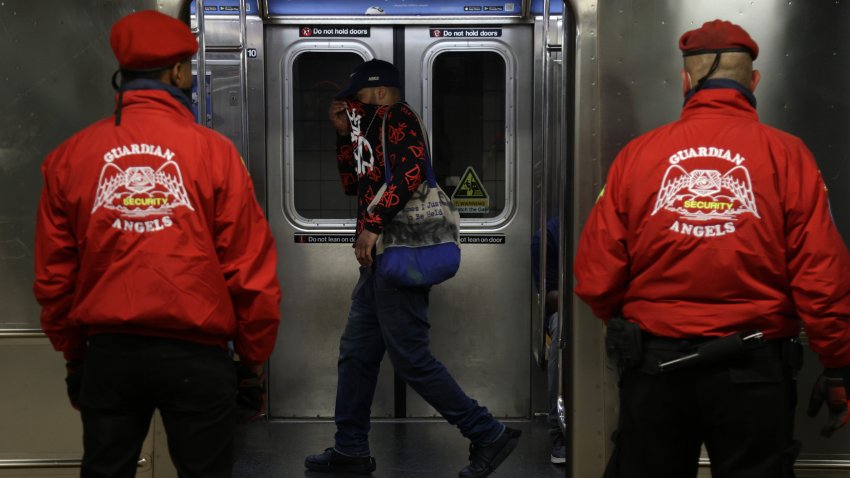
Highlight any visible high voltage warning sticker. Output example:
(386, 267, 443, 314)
(451, 166, 489, 214)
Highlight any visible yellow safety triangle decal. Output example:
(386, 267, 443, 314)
(451, 166, 489, 200)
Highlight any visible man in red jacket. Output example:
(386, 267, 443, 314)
(33, 11, 280, 477)
(575, 20, 850, 478)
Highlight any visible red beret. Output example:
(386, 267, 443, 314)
(110, 10, 198, 71)
(679, 20, 758, 60)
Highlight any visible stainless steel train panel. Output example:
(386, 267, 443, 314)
(191, 15, 267, 205)
(0, 338, 82, 467)
(0, 337, 156, 477)
(564, 0, 613, 474)
(531, 15, 566, 430)
(0, 0, 151, 331)
(198, 56, 246, 148)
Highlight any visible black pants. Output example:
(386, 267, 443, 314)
(79, 334, 237, 478)
(605, 339, 799, 478)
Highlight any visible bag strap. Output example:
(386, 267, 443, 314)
(380, 102, 438, 188)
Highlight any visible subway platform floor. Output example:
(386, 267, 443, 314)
(232, 416, 565, 478)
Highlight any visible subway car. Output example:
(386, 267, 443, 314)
(1, 0, 848, 477)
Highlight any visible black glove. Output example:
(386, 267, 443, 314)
(65, 360, 84, 411)
(807, 367, 850, 437)
(236, 363, 266, 422)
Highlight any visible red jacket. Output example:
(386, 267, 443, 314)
(34, 87, 281, 363)
(574, 86, 850, 368)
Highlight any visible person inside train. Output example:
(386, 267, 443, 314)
(574, 19, 850, 478)
(304, 59, 521, 478)
(530, 217, 567, 465)
(32, 10, 281, 478)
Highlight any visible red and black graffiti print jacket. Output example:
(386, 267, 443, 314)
(336, 101, 427, 237)
(574, 85, 850, 368)
(34, 87, 281, 364)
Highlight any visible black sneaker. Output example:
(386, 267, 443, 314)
(550, 433, 566, 464)
(304, 447, 376, 474)
(458, 427, 522, 478)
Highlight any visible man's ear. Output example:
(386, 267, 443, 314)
(681, 69, 692, 95)
(750, 69, 761, 92)
(169, 62, 188, 87)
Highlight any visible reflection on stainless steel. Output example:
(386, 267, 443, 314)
(0, 459, 81, 469)
(557, 395, 566, 432)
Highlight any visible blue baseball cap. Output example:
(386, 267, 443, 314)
(335, 59, 401, 100)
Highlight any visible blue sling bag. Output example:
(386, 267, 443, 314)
(366, 103, 461, 287)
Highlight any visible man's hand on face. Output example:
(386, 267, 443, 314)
(328, 100, 350, 136)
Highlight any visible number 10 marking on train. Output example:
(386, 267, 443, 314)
(247, 49, 258, 58)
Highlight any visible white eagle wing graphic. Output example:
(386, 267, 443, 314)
(652, 165, 690, 215)
(92, 162, 126, 213)
(155, 161, 194, 211)
(721, 166, 760, 218)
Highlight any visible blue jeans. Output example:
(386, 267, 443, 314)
(334, 267, 504, 456)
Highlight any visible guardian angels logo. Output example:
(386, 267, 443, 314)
(651, 146, 760, 238)
(92, 143, 194, 234)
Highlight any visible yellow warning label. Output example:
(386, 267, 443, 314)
(453, 166, 489, 199)
(451, 166, 489, 213)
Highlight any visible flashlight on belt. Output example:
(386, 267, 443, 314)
(657, 330, 765, 373)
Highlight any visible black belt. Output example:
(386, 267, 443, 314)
(640, 332, 799, 373)
(88, 333, 228, 358)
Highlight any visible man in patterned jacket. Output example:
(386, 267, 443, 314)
(575, 20, 850, 478)
(305, 59, 519, 478)
(33, 11, 280, 477)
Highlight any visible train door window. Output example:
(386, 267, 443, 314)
(428, 49, 510, 222)
(290, 51, 363, 221)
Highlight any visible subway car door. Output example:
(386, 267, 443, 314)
(401, 24, 534, 418)
(265, 18, 397, 418)
(265, 6, 534, 420)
